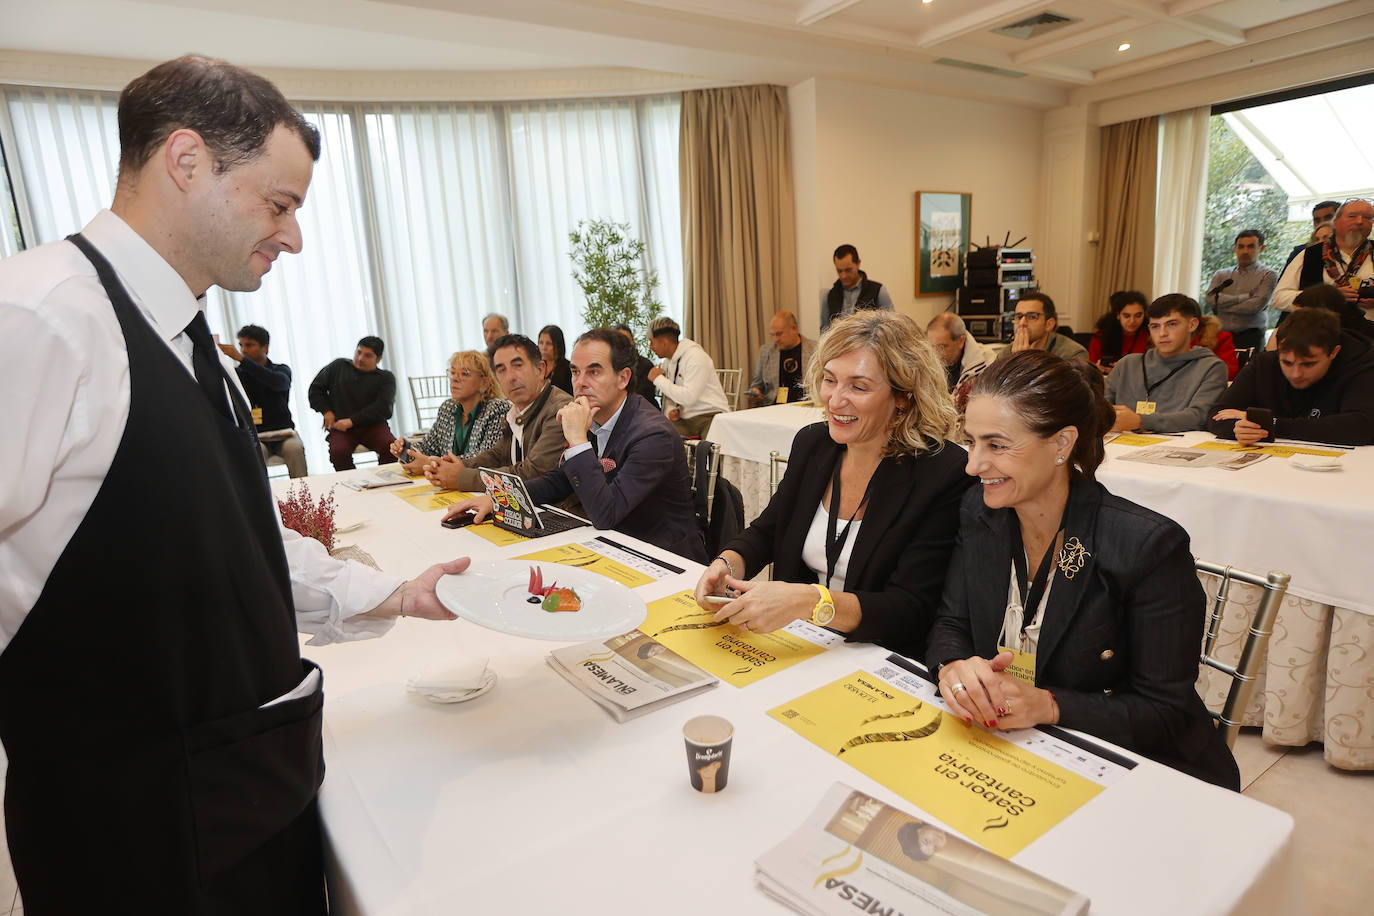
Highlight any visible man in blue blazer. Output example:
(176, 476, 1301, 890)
(447, 328, 706, 562)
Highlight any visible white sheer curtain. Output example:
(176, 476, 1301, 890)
(360, 101, 518, 421)
(1154, 106, 1211, 300)
(0, 85, 684, 475)
(1, 87, 119, 245)
(506, 95, 682, 331)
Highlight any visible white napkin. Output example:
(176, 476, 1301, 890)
(408, 657, 491, 694)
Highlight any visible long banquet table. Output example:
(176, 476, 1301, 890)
(708, 408, 1374, 771)
(277, 471, 1306, 915)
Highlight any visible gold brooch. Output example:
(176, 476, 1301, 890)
(1058, 537, 1090, 579)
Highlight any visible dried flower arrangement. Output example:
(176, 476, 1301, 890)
(277, 481, 338, 551)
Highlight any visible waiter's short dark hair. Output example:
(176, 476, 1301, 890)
(237, 324, 270, 347)
(1313, 200, 1340, 215)
(491, 333, 541, 366)
(576, 328, 636, 373)
(1276, 308, 1340, 356)
(833, 244, 860, 262)
(1235, 229, 1265, 246)
(118, 55, 320, 178)
(1147, 294, 1200, 322)
(357, 335, 385, 360)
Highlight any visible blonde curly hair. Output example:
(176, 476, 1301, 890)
(805, 311, 960, 457)
(448, 350, 502, 401)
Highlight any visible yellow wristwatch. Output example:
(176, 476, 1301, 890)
(810, 584, 836, 627)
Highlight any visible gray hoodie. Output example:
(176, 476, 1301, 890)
(1105, 346, 1228, 432)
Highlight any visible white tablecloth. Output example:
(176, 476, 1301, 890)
(278, 472, 1306, 915)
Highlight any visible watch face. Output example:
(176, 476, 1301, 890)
(814, 603, 836, 627)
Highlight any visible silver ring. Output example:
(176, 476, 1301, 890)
(951, 682, 966, 694)
(1004, 697, 1012, 711)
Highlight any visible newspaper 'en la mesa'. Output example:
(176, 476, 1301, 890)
(547, 630, 718, 722)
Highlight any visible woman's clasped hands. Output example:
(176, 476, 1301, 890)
(937, 652, 1059, 731)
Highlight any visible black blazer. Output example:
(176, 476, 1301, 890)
(727, 422, 972, 659)
(926, 481, 1239, 790)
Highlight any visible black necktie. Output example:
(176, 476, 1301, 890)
(184, 312, 231, 420)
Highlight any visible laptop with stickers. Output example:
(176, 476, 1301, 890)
(478, 467, 589, 538)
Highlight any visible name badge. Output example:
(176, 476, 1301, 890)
(775, 387, 789, 404)
(1135, 400, 1156, 416)
(998, 644, 1037, 686)
(251, 406, 263, 426)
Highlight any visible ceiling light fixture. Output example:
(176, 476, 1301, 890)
(1117, 42, 1132, 52)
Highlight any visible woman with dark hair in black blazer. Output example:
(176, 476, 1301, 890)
(927, 350, 1239, 790)
(538, 324, 573, 394)
(693, 311, 972, 660)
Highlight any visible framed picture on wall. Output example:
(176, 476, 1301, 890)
(915, 191, 971, 296)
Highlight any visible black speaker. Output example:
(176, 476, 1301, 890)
(957, 287, 1000, 314)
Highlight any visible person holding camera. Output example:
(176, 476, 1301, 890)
(1208, 308, 1374, 447)
(1273, 199, 1374, 316)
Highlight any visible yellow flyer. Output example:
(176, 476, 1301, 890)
(1191, 440, 1343, 458)
(516, 542, 653, 588)
(768, 670, 1106, 857)
(639, 591, 834, 687)
(1109, 433, 1170, 447)
(391, 485, 476, 512)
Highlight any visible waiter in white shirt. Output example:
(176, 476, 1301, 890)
(0, 56, 466, 914)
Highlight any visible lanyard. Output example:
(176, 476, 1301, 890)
(824, 456, 876, 588)
(1010, 510, 1065, 635)
(1140, 357, 1189, 397)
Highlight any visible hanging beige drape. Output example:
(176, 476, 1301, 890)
(1093, 116, 1158, 313)
(679, 85, 797, 380)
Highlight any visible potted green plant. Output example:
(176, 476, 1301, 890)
(568, 219, 663, 350)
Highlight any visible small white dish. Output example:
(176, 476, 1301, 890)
(1291, 456, 1342, 472)
(407, 669, 497, 704)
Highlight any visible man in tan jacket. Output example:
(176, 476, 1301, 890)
(425, 334, 573, 490)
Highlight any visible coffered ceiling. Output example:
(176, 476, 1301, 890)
(2, 0, 1371, 109)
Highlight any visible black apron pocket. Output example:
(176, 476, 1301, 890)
(183, 660, 325, 880)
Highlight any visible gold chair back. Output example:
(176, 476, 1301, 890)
(407, 374, 450, 436)
(769, 450, 789, 497)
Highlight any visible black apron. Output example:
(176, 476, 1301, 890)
(0, 235, 327, 914)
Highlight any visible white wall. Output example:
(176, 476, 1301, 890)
(789, 78, 1045, 337)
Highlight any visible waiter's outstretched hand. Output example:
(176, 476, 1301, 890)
(372, 557, 471, 620)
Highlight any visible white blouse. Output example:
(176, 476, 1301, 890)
(1000, 555, 1056, 654)
(799, 502, 862, 594)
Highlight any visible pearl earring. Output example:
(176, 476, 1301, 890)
(1056, 455, 1065, 465)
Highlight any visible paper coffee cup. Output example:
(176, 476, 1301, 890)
(683, 715, 733, 793)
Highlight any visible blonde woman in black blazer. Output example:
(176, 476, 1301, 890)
(927, 351, 1239, 790)
(694, 311, 972, 660)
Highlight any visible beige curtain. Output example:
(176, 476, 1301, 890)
(680, 85, 797, 382)
(1093, 116, 1159, 314)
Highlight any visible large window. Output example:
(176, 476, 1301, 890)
(0, 86, 682, 473)
(1201, 81, 1374, 307)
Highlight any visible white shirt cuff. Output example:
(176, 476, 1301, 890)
(281, 525, 403, 646)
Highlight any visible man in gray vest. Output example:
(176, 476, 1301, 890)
(820, 243, 894, 330)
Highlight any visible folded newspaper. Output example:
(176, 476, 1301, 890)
(756, 782, 1089, 916)
(547, 631, 718, 722)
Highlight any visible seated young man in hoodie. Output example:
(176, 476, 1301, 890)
(1210, 307, 1374, 447)
(1106, 294, 1229, 433)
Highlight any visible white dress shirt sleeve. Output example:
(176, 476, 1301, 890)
(280, 524, 403, 646)
(1271, 253, 1305, 313)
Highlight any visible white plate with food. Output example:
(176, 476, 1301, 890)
(435, 559, 647, 641)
